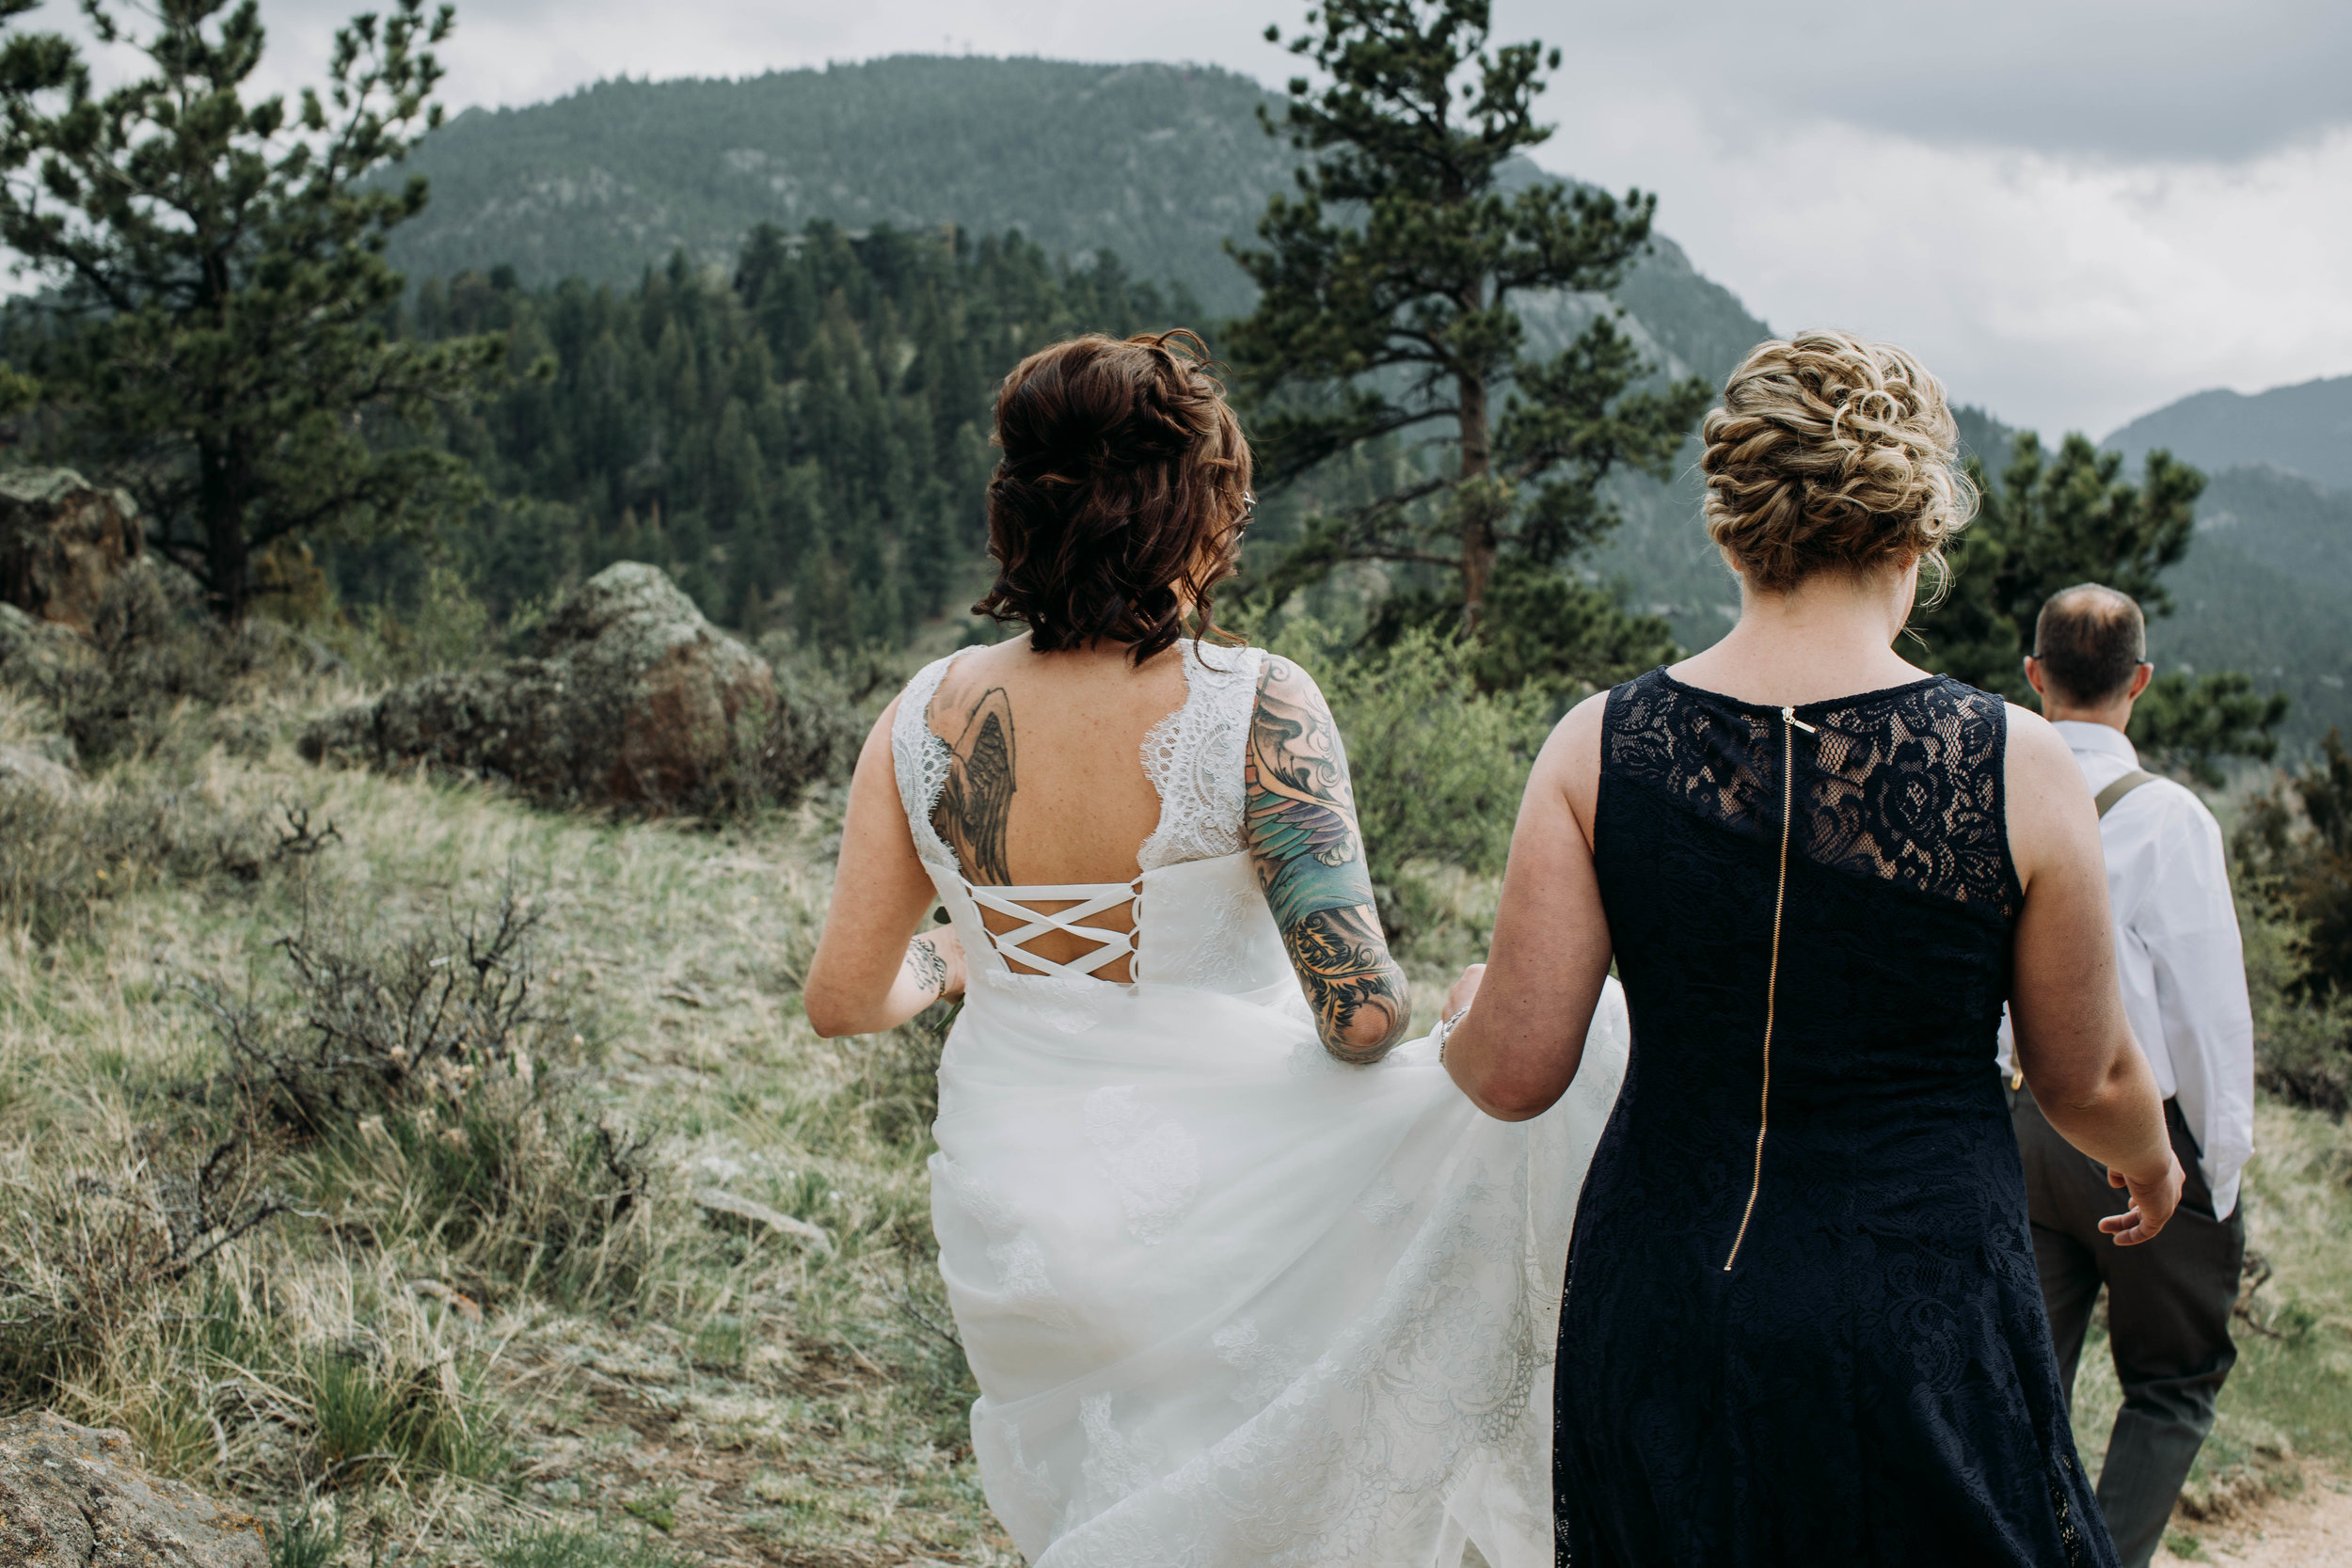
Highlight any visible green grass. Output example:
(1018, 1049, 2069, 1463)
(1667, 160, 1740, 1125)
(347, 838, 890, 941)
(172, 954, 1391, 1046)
(268, 1508, 343, 1568)
(2070, 1096, 2352, 1526)
(484, 1527, 691, 1568)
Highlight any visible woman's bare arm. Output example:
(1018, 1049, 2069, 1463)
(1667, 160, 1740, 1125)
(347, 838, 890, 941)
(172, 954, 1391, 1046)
(1441, 693, 1615, 1120)
(2004, 705, 2180, 1244)
(804, 698, 968, 1038)
(1244, 657, 1410, 1063)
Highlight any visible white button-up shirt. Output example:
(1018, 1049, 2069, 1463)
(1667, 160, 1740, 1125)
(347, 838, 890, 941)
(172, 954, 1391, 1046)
(2000, 721, 2256, 1217)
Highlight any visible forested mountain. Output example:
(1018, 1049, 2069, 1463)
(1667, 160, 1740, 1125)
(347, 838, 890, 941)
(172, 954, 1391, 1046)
(2106, 373, 2352, 492)
(375, 52, 2336, 747)
(329, 226, 1191, 648)
(1958, 405, 2349, 746)
(2156, 466, 2352, 745)
(388, 55, 1765, 387)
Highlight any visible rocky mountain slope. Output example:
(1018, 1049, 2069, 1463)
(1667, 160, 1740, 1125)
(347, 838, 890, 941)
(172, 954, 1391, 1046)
(2106, 374, 2352, 494)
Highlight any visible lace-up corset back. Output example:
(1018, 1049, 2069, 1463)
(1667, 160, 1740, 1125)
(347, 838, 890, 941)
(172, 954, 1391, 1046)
(890, 641, 1283, 995)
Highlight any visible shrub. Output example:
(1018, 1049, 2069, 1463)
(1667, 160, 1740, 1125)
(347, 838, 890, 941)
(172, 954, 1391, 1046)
(2234, 737, 2352, 1112)
(199, 889, 556, 1135)
(2238, 892, 2352, 1117)
(751, 631, 901, 803)
(0, 1119, 285, 1403)
(36, 563, 278, 768)
(1267, 618, 1551, 942)
(191, 887, 656, 1303)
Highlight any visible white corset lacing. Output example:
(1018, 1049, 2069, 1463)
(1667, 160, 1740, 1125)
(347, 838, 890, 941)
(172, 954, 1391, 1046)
(889, 639, 1629, 1568)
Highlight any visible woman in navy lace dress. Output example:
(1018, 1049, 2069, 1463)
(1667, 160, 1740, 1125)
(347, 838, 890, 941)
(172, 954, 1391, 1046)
(1439, 332, 2185, 1566)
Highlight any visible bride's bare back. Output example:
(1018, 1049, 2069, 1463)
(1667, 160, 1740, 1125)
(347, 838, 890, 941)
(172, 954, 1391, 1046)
(927, 638, 1183, 886)
(922, 637, 1185, 978)
(803, 328, 1406, 1060)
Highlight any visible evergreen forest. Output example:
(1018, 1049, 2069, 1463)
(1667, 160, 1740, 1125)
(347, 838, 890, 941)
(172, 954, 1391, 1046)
(337, 225, 1198, 648)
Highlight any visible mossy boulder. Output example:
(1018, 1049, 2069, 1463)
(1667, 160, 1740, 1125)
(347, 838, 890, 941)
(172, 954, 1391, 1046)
(0, 468, 144, 636)
(301, 562, 780, 810)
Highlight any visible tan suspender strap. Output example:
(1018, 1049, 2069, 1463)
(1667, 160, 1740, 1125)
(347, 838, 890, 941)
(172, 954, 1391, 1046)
(2093, 768, 2158, 819)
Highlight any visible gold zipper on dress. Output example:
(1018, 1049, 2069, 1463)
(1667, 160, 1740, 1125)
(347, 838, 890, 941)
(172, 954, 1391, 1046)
(1724, 705, 1815, 1273)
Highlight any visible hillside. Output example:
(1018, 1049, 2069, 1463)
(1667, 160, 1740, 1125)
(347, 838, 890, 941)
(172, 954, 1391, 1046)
(2106, 373, 2352, 493)
(2156, 466, 2352, 747)
(388, 55, 1767, 386)
(1951, 407, 2348, 747)
(384, 53, 2343, 746)
(3, 610, 2348, 1565)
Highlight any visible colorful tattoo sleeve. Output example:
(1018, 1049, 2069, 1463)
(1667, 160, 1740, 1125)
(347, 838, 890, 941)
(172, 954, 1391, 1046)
(1245, 657, 1410, 1062)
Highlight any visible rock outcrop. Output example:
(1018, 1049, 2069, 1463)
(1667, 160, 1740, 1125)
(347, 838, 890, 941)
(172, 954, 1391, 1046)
(0, 1411, 266, 1567)
(301, 562, 779, 810)
(0, 469, 144, 636)
(0, 743, 79, 801)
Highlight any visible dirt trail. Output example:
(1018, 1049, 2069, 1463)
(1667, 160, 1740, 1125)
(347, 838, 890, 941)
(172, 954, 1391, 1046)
(2154, 1468, 2352, 1568)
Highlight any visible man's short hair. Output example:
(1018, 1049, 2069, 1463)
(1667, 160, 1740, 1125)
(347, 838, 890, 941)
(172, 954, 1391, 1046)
(2033, 583, 2147, 705)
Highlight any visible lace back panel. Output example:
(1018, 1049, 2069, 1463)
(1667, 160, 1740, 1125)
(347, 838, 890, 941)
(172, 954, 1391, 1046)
(1603, 669, 2021, 919)
(888, 641, 1266, 984)
(1138, 642, 1263, 871)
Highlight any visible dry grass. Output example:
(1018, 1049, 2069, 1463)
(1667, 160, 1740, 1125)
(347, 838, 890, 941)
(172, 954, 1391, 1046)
(0, 676, 1013, 1565)
(6, 644, 2348, 1568)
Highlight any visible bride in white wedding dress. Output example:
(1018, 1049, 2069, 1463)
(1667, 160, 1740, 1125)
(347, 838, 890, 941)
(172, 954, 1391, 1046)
(804, 331, 1625, 1567)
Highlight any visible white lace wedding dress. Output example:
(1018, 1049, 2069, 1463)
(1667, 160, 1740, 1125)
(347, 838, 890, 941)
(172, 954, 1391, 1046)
(893, 640, 1629, 1568)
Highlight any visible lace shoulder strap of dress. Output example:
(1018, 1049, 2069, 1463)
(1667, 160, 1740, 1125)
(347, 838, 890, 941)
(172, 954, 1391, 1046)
(891, 650, 966, 873)
(1137, 641, 1265, 872)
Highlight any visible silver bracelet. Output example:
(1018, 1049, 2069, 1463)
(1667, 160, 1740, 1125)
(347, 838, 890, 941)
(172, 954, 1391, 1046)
(1435, 1006, 1468, 1065)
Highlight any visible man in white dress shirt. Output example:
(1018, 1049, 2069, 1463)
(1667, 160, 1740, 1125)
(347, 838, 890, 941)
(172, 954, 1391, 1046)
(2006, 582, 2256, 1568)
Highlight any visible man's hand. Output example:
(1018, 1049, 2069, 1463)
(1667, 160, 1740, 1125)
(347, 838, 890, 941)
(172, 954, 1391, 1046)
(2100, 1151, 2185, 1246)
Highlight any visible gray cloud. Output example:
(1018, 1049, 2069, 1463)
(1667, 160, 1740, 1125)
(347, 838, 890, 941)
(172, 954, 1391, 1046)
(28, 0, 2351, 433)
(1550, 0, 2352, 162)
(67, 0, 2350, 165)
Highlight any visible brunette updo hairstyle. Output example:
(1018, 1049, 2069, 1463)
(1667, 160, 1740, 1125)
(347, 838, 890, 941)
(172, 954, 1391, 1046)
(976, 329, 1251, 662)
(1699, 331, 1977, 596)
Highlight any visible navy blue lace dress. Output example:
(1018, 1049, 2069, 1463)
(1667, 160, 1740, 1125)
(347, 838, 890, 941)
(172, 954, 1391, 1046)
(1554, 670, 2117, 1567)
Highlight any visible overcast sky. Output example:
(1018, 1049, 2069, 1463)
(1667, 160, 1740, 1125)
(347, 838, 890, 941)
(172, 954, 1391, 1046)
(43, 0, 2352, 437)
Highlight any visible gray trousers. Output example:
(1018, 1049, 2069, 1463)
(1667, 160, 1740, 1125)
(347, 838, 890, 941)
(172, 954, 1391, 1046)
(2012, 1087, 2245, 1568)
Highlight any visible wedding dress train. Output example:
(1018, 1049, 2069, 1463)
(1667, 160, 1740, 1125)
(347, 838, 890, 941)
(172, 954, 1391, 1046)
(894, 641, 1628, 1568)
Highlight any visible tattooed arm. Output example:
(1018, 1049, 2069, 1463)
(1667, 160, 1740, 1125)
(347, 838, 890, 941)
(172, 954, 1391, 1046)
(806, 696, 970, 1038)
(1245, 657, 1411, 1063)
(875, 927, 967, 1024)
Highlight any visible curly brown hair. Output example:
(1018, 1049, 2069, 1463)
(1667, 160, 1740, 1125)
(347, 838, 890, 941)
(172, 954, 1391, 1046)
(975, 329, 1251, 662)
(1699, 331, 1978, 595)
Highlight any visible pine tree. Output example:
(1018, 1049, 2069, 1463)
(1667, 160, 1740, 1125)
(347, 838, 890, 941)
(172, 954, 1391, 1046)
(1227, 0, 1712, 676)
(0, 0, 503, 619)
(1916, 431, 2285, 780)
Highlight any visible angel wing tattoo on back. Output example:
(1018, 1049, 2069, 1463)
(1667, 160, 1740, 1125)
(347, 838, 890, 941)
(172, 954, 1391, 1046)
(1245, 657, 1409, 1063)
(933, 686, 1017, 885)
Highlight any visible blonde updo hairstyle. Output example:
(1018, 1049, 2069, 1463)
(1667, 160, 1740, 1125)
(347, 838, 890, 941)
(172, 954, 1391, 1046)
(1699, 331, 1976, 597)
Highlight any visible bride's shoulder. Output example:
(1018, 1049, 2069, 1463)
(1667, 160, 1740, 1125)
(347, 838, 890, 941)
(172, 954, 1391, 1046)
(1247, 648, 1338, 724)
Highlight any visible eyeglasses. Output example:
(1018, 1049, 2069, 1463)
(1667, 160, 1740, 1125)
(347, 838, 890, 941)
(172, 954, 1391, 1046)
(1236, 491, 1257, 537)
